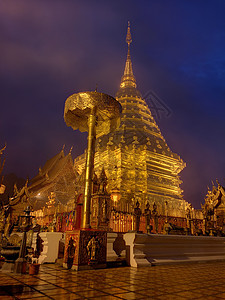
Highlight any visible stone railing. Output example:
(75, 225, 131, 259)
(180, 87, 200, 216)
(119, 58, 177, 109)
(123, 232, 225, 267)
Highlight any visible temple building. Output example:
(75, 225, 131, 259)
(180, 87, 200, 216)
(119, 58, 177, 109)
(74, 23, 188, 217)
(2, 25, 195, 233)
(28, 147, 80, 214)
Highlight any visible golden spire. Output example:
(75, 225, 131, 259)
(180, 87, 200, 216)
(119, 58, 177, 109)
(120, 21, 137, 89)
(126, 21, 132, 47)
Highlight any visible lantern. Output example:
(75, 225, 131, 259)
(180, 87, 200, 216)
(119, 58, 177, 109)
(110, 188, 121, 209)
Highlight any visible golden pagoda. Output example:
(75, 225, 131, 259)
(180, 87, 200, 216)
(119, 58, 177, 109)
(74, 23, 188, 217)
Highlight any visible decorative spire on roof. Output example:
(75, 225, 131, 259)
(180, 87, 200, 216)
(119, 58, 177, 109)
(126, 21, 132, 46)
(120, 21, 137, 89)
(69, 146, 73, 154)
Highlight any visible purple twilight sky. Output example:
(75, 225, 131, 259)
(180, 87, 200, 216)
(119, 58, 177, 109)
(0, 0, 225, 208)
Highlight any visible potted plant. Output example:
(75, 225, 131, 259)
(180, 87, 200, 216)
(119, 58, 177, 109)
(27, 233, 43, 275)
(29, 256, 40, 275)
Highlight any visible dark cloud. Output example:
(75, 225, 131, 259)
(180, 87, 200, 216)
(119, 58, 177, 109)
(0, 0, 225, 208)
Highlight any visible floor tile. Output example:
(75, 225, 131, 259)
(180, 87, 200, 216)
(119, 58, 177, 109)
(15, 291, 47, 299)
(100, 287, 128, 294)
(52, 295, 82, 300)
(75, 290, 109, 297)
(20, 297, 51, 300)
(0, 297, 15, 300)
(114, 292, 145, 299)
(91, 296, 121, 300)
(66, 285, 93, 292)
(2, 262, 225, 300)
(43, 289, 71, 296)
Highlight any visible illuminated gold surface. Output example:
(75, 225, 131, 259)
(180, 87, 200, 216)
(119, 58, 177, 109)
(64, 91, 122, 228)
(64, 91, 122, 134)
(120, 21, 136, 89)
(82, 107, 96, 228)
(74, 24, 188, 218)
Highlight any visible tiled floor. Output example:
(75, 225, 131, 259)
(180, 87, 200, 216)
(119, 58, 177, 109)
(1, 262, 225, 299)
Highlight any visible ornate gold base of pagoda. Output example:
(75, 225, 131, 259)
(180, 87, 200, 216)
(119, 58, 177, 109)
(63, 230, 107, 271)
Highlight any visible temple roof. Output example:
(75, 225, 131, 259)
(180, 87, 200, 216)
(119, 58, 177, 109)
(29, 148, 66, 190)
(28, 148, 79, 209)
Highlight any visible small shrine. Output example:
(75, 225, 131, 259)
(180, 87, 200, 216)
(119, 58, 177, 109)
(201, 180, 225, 235)
(90, 168, 111, 231)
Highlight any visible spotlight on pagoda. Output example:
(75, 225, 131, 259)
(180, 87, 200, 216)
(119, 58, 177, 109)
(110, 188, 121, 209)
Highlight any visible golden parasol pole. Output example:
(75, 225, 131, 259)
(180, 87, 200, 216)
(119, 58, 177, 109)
(64, 91, 122, 230)
(82, 106, 97, 229)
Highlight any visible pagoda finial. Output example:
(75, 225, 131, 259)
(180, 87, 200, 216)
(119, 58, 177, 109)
(126, 21, 132, 46)
(119, 21, 137, 89)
